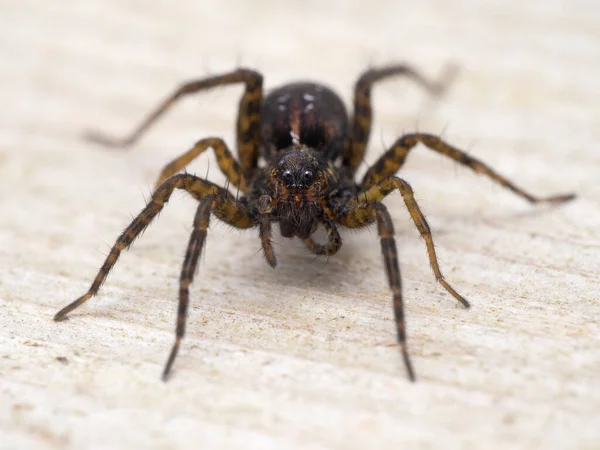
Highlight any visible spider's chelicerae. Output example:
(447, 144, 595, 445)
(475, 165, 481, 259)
(55, 65, 575, 381)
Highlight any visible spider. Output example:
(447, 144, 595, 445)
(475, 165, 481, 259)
(54, 65, 575, 382)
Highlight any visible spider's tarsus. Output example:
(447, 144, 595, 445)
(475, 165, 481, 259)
(401, 345, 416, 382)
(545, 193, 576, 204)
(54, 295, 89, 321)
(456, 297, 471, 309)
(438, 279, 470, 308)
(53, 311, 68, 322)
(162, 338, 181, 382)
(525, 192, 576, 205)
(83, 129, 132, 149)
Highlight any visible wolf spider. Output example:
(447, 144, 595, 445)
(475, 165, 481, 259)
(54, 65, 574, 381)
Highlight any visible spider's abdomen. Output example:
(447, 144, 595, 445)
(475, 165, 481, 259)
(260, 83, 348, 162)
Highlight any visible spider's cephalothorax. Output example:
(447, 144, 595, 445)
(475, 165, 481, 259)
(56, 65, 575, 382)
(262, 145, 334, 240)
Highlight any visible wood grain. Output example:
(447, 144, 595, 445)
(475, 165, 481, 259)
(1, 1, 598, 449)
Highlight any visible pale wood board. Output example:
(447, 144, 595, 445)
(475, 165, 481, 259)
(1, 1, 599, 449)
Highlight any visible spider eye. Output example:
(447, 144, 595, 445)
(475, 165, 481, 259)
(302, 170, 314, 183)
(282, 170, 294, 185)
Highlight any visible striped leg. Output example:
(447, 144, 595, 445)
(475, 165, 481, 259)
(362, 133, 576, 204)
(86, 68, 264, 173)
(162, 197, 214, 380)
(337, 201, 417, 381)
(54, 174, 255, 322)
(352, 176, 470, 309)
(259, 215, 277, 268)
(303, 218, 342, 257)
(374, 203, 414, 381)
(343, 64, 455, 173)
(153, 137, 247, 191)
(337, 177, 470, 381)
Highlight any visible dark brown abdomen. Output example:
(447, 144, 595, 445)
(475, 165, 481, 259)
(260, 83, 348, 162)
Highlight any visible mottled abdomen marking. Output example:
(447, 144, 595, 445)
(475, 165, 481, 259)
(260, 83, 348, 161)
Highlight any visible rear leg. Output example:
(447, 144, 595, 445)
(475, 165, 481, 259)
(343, 63, 456, 173)
(86, 68, 264, 173)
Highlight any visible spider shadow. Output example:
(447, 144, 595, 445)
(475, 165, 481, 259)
(247, 225, 382, 300)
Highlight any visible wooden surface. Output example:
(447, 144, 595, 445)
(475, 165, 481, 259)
(1, 1, 599, 449)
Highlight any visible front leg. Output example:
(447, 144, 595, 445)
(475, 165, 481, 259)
(337, 176, 470, 381)
(164, 191, 258, 380)
(353, 176, 470, 308)
(163, 196, 215, 380)
(54, 174, 255, 321)
(337, 200, 417, 381)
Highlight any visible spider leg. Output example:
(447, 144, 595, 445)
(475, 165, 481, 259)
(54, 174, 255, 321)
(162, 197, 213, 380)
(259, 215, 277, 268)
(337, 200, 417, 381)
(163, 190, 255, 380)
(302, 217, 342, 256)
(343, 64, 455, 173)
(153, 137, 247, 191)
(255, 195, 277, 268)
(86, 68, 263, 173)
(362, 133, 576, 203)
(350, 176, 470, 309)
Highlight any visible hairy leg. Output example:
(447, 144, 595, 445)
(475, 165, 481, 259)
(54, 174, 255, 321)
(362, 133, 576, 204)
(337, 200, 417, 381)
(86, 68, 263, 173)
(153, 137, 247, 191)
(302, 217, 342, 256)
(341, 176, 470, 308)
(343, 64, 455, 173)
(259, 215, 277, 268)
